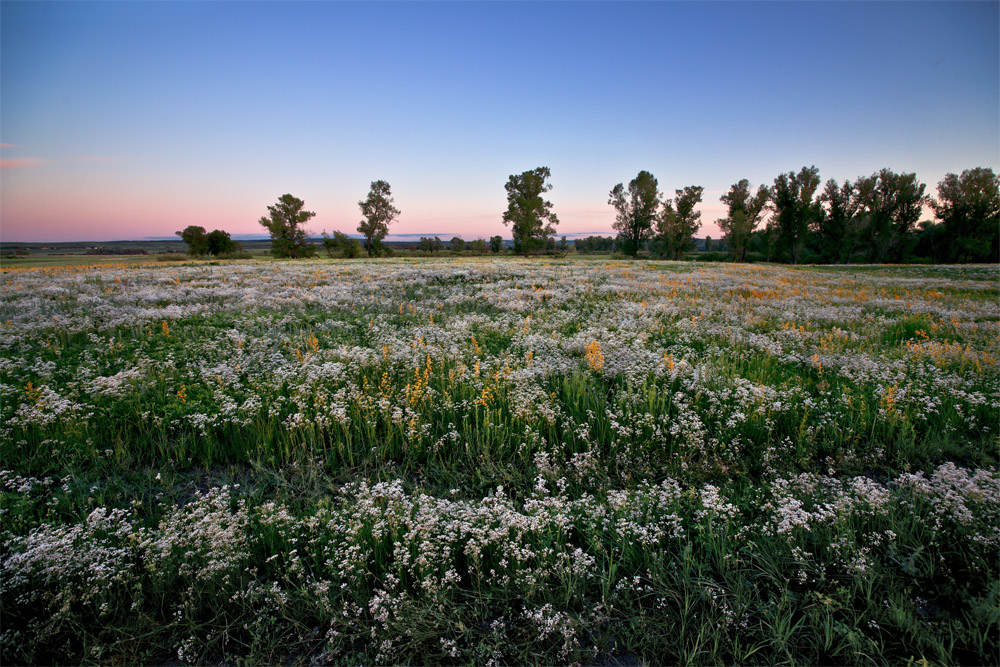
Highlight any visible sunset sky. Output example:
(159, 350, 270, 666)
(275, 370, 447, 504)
(2, 1, 997, 242)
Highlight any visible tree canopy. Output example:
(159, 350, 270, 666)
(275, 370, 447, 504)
(931, 167, 1000, 263)
(854, 169, 926, 263)
(609, 170, 660, 258)
(717, 179, 769, 263)
(503, 167, 559, 255)
(176, 226, 209, 256)
(358, 180, 400, 257)
(259, 194, 316, 258)
(656, 186, 704, 260)
(322, 230, 362, 259)
(176, 225, 239, 257)
(769, 166, 822, 265)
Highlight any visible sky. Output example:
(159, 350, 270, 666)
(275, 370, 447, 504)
(1, 1, 998, 243)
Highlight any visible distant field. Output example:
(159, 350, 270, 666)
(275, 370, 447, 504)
(1, 258, 998, 665)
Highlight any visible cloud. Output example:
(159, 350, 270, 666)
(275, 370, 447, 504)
(72, 155, 117, 163)
(0, 143, 21, 149)
(0, 157, 46, 169)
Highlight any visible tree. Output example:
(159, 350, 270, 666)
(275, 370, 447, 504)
(655, 186, 704, 260)
(609, 170, 661, 258)
(854, 169, 926, 263)
(469, 238, 488, 255)
(817, 179, 862, 263)
(490, 235, 503, 253)
(704, 236, 713, 252)
(259, 194, 316, 258)
(206, 229, 237, 256)
(176, 225, 209, 256)
(575, 235, 615, 253)
(931, 167, 999, 263)
(322, 230, 362, 258)
(358, 180, 400, 257)
(450, 237, 465, 252)
(769, 166, 822, 264)
(717, 179, 769, 262)
(502, 167, 559, 255)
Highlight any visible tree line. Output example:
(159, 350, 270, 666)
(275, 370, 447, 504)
(178, 166, 997, 263)
(610, 166, 998, 264)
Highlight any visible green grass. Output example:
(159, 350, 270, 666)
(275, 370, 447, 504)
(1, 258, 998, 665)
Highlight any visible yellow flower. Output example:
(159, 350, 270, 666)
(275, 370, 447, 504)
(585, 340, 604, 373)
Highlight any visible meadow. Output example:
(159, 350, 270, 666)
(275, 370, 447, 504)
(1, 258, 997, 665)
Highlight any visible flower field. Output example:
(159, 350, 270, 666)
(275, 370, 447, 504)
(1, 258, 998, 665)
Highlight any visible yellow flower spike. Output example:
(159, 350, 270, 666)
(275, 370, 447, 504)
(24, 381, 42, 405)
(161, 320, 170, 337)
(585, 340, 604, 373)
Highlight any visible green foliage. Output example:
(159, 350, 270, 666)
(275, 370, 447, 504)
(2, 250, 999, 664)
(322, 230, 362, 258)
(357, 180, 400, 257)
(259, 194, 317, 258)
(490, 235, 503, 253)
(817, 177, 863, 263)
(205, 229, 238, 256)
(503, 167, 559, 256)
(609, 170, 661, 258)
(854, 169, 927, 263)
(717, 179, 769, 262)
(769, 166, 822, 265)
(932, 167, 1000, 263)
(175, 225, 209, 256)
(177, 227, 238, 257)
(575, 235, 616, 253)
(655, 185, 704, 259)
(450, 236, 465, 252)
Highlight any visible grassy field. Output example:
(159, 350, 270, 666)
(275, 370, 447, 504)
(1, 258, 998, 665)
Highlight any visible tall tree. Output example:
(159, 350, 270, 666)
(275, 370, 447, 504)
(818, 179, 862, 263)
(931, 167, 999, 263)
(259, 194, 316, 258)
(769, 166, 822, 265)
(854, 169, 926, 263)
(358, 180, 400, 257)
(175, 225, 209, 256)
(489, 235, 503, 253)
(656, 186, 704, 260)
(608, 170, 661, 258)
(717, 179, 769, 262)
(502, 167, 559, 255)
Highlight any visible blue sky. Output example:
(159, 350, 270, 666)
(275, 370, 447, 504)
(2, 1, 997, 241)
